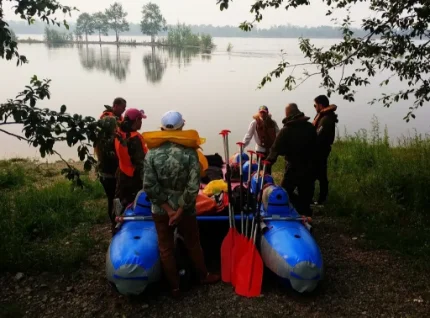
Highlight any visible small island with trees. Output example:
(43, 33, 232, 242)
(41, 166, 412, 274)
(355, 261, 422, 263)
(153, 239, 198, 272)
(16, 1, 216, 53)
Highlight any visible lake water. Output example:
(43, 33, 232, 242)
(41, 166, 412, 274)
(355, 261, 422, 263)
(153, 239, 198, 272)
(1, 35, 429, 161)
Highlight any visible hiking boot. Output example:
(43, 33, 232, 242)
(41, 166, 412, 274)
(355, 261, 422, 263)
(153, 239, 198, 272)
(170, 288, 181, 299)
(200, 272, 220, 285)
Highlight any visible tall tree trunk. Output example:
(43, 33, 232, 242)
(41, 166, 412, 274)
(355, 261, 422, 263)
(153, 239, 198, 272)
(116, 30, 119, 44)
(85, 33, 88, 43)
(99, 31, 101, 44)
(151, 35, 155, 43)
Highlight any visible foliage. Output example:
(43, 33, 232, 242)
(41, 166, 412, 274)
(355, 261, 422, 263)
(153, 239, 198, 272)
(92, 12, 109, 42)
(218, 0, 430, 121)
(140, 2, 167, 43)
(0, 0, 76, 65)
(43, 26, 73, 43)
(9, 29, 18, 41)
(105, 2, 130, 43)
(0, 165, 105, 271)
(76, 12, 95, 43)
(0, 160, 26, 190)
(0, 75, 113, 186)
(270, 117, 430, 258)
(200, 34, 215, 52)
(227, 42, 233, 52)
(167, 23, 215, 51)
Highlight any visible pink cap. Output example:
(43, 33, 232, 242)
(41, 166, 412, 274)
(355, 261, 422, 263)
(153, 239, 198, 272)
(124, 108, 147, 121)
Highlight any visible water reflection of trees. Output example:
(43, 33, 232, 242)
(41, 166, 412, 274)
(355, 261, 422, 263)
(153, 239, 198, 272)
(142, 47, 167, 84)
(160, 47, 200, 69)
(78, 45, 130, 82)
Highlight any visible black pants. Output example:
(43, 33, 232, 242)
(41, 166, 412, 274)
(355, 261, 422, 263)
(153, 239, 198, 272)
(256, 151, 272, 175)
(313, 154, 329, 204)
(281, 166, 313, 217)
(100, 176, 117, 225)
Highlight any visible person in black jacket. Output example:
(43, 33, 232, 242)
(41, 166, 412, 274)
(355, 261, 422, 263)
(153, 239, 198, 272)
(266, 103, 317, 216)
(312, 95, 339, 205)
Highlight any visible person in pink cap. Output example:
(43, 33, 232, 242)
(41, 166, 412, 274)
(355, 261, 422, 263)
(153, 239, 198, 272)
(113, 108, 148, 225)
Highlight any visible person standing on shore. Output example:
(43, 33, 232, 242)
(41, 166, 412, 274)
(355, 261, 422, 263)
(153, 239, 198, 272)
(242, 105, 280, 174)
(113, 108, 148, 221)
(143, 111, 220, 299)
(266, 103, 317, 217)
(95, 97, 127, 230)
(312, 95, 339, 206)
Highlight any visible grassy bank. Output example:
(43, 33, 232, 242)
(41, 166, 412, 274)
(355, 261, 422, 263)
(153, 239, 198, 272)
(0, 159, 106, 272)
(1, 120, 429, 274)
(272, 120, 430, 262)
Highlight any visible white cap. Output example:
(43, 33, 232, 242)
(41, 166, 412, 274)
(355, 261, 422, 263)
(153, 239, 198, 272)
(161, 111, 185, 130)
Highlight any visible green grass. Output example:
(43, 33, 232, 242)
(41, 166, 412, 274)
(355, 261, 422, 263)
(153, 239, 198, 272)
(0, 160, 106, 272)
(0, 160, 29, 190)
(273, 117, 430, 261)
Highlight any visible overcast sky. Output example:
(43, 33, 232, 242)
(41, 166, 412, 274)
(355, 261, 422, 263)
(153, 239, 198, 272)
(4, 0, 373, 28)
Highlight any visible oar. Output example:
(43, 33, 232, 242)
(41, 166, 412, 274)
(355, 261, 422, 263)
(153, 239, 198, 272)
(231, 142, 246, 287)
(250, 153, 264, 240)
(234, 160, 268, 298)
(245, 150, 255, 239)
(220, 129, 236, 284)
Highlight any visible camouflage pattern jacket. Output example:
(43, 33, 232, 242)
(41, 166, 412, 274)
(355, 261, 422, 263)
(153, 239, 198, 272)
(143, 141, 200, 216)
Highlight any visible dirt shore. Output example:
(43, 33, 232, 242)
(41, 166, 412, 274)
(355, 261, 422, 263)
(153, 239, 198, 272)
(1, 217, 428, 318)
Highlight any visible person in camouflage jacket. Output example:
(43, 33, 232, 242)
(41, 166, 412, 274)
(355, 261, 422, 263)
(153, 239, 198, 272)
(143, 111, 220, 298)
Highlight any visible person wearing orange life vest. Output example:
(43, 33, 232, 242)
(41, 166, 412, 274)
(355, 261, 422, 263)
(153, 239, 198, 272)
(242, 105, 280, 174)
(113, 108, 148, 218)
(95, 97, 126, 229)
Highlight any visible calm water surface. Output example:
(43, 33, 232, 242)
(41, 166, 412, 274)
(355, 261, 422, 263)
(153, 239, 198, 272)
(1, 36, 429, 160)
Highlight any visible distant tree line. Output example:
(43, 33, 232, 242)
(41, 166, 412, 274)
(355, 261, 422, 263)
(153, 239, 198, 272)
(23, 2, 215, 50)
(7, 20, 368, 39)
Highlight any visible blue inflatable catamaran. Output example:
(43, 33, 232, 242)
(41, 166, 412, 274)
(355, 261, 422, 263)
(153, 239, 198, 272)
(106, 156, 324, 296)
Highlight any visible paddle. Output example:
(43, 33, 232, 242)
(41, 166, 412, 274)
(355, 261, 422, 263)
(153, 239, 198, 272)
(231, 142, 246, 287)
(220, 129, 237, 283)
(245, 150, 255, 239)
(234, 159, 269, 297)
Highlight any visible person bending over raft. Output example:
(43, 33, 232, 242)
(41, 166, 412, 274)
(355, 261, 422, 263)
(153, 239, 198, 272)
(113, 108, 148, 218)
(266, 103, 317, 217)
(242, 105, 280, 174)
(143, 111, 220, 299)
(312, 95, 339, 206)
(94, 97, 126, 231)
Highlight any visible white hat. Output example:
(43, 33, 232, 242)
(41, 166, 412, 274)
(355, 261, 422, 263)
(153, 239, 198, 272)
(161, 111, 185, 130)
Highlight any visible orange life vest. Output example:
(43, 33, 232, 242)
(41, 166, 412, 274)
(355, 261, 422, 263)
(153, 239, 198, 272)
(100, 111, 123, 122)
(114, 130, 147, 177)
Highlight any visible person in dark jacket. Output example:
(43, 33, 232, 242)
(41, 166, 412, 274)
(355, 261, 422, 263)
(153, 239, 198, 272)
(312, 95, 339, 205)
(266, 103, 317, 216)
(95, 97, 126, 228)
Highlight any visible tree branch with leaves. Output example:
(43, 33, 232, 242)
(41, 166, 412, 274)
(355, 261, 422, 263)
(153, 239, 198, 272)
(0, 0, 114, 187)
(217, 0, 430, 121)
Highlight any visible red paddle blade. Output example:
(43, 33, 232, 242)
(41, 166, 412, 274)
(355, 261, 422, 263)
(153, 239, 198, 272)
(231, 235, 247, 287)
(234, 244, 264, 298)
(220, 228, 236, 283)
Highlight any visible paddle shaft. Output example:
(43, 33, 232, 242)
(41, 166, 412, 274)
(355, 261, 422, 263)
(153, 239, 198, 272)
(245, 151, 255, 239)
(237, 142, 245, 235)
(251, 154, 264, 236)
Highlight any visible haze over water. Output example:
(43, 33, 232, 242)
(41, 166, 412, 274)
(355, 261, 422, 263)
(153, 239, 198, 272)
(1, 35, 429, 161)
